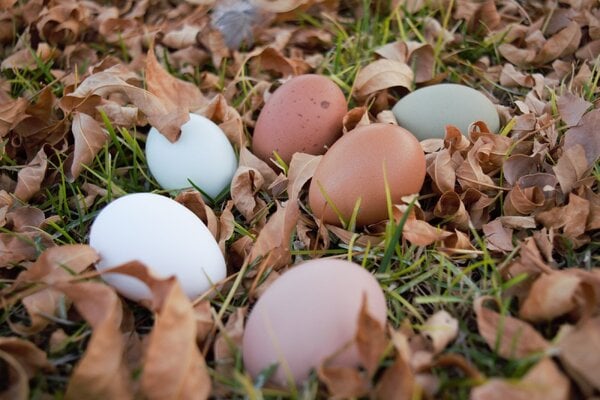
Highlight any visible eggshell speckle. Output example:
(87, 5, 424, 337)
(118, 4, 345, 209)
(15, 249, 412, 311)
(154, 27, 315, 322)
(242, 259, 387, 386)
(146, 113, 238, 198)
(308, 123, 426, 227)
(392, 83, 500, 140)
(252, 74, 347, 164)
(89, 193, 226, 301)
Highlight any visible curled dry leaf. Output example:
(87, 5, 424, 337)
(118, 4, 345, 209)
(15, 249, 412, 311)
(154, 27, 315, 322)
(231, 166, 266, 221)
(420, 310, 458, 354)
(355, 294, 387, 377)
(317, 365, 370, 399)
(108, 261, 211, 400)
(238, 147, 278, 190)
(519, 270, 596, 322)
(249, 153, 321, 268)
(353, 59, 413, 101)
(470, 358, 570, 400)
(474, 297, 549, 359)
(536, 192, 590, 241)
(375, 40, 435, 83)
(0, 337, 53, 400)
(427, 148, 456, 193)
(56, 282, 133, 400)
(564, 108, 600, 167)
(557, 316, 600, 393)
(196, 94, 246, 149)
(0, 97, 28, 138)
(553, 144, 592, 194)
(175, 190, 220, 241)
(557, 92, 591, 127)
(403, 218, 452, 246)
(372, 335, 414, 400)
(68, 112, 108, 181)
(434, 191, 470, 230)
(342, 107, 370, 134)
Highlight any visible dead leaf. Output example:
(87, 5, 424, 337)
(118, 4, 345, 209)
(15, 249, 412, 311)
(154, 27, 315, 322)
(372, 347, 414, 400)
(0, 97, 28, 138)
(557, 317, 600, 392)
(108, 261, 212, 400)
(534, 21, 582, 65)
(564, 108, 600, 166)
(231, 166, 266, 221)
(317, 365, 370, 399)
(420, 310, 458, 354)
(355, 294, 387, 377)
(483, 219, 514, 253)
(427, 149, 456, 193)
(353, 59, 413, 101)
(57, 282, 133, 400)
(536, 192, 590, 240)
(434, 191, 470, 230)
(342, 107, 371, 134)
(403, 218, 452, 246)
(519, 270, 596, 322)
(68, 112, 108, 180)
(11, 245, 99, 335)
(14, 146, 48, 202)
(557, 92, 592, 127)
(471, 358, 570, 400)
(553, 144, 593, 194)
(0, 337, 52, 400)
(474, 297, 549, 359)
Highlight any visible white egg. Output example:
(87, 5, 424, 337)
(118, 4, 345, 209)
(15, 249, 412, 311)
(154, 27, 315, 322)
(145, 113, 238, 199)
(89, 193, 226, 301)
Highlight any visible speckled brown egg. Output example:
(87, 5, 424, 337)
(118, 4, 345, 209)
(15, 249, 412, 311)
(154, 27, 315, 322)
(242, 259, 387, 387)
(308, 123, 426, 227)
(252, 74, 347, 165)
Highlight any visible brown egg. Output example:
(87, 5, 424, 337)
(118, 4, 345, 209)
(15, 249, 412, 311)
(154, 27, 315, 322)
(308, 123, 426, 227)
(252, 74, 347, 165)
(242, 259, 387, 387)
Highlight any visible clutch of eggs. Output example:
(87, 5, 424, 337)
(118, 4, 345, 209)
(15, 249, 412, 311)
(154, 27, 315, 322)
(89, 193, 226, 301)
(145, 113, 238, 199)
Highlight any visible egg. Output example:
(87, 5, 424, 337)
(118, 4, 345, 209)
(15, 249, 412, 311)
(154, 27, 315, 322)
(242, 259, 387, 386)
(89, 193, 226, 301)
(308, 123, 426, 227)
(392, 83, 500, 140)
(145, 113, 238, 199)
(252, 74, 347, 165)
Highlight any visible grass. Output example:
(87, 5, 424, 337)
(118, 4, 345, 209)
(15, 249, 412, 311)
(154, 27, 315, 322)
(0, 0, 598, 399)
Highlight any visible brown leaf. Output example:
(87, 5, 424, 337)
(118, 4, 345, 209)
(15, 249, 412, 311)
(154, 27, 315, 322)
(427, 149, 456, 193)
(519, 270, 596, 322)
(553, 144, 592, 194)
(420, 310, 458, 354)
(557, 317, 600, 392)
(238, 147, 278, 190)
(353, 59, 413, 101)
(557, 92, 592, 127)
(109, 262, 211, 399)
(342, 106, 371, 134)
(14, 146, 48, 202)
(67, 66, 180, 143)
(564, 108, 600, 166)
(434, 191, 470, 230)
(471, 358, 570, 400)
(503, 154, 540, 187)
(504, 174, 557, 216)
(231, 166, 266, 221)
(372, 348, 414, 400)
(536, 192, 590, 240)
(12, 245, 99, 335)
(454, 0, 500, 31)
(57, 282, 133, 400)
(483, 219, 514, 253)
(474, 297, 549, 359)
(0, 97, 28, 138)
(175, 190, 219, 241)
(456, 138, 496, 191)
(534, 21, 582, 65)
(249, 46, 309, 77)
(0, 337, 52, 400)
(68, 112, 108, 180)
(317, 365, 370, 399)
(355, 294, 387, 376)
(403, 218, 452, 246)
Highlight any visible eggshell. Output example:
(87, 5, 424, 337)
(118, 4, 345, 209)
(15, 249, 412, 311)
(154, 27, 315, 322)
(242, 259, 387, 386)
(308, 123, 426, 227)
(392, 83, 500, 140)
(252, 74, 347, 165)
(89, 193, 226, 301)
(145, 113, 238, 198)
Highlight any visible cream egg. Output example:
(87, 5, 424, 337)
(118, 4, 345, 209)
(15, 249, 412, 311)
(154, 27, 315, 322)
(145, 113, 238, 199)
(89, 193, 226, 301)
(242, 259, 387, 387)
(392, 83, 500, 140)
